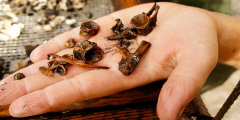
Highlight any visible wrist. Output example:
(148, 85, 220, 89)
(209, 11, 240, 68)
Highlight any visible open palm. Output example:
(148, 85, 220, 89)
(0, 2, 218, 120)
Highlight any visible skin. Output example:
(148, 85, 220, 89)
(0, 2, 240, 120)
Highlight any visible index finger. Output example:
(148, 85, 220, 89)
(9, 53, 164, 117)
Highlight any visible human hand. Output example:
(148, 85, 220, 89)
(0, 2, 219, 120)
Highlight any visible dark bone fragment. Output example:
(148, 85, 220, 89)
(117, 40, 151, 75)
(107, 28, 137, 40)
(107, 19, 137, 40)
(130, 3, 160, 35)
(73, 40, 104, 64)
(79, 21, 100, 36)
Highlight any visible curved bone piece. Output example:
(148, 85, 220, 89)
(130, 3, 160, 36)
(73, 40, 104, 64)
(118, 40, 151, 75)
(79, 21, 100, 36)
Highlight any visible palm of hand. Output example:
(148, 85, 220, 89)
(0, 2, 218, 120)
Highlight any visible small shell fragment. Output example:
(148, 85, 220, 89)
(0, 33, 10, 41)
(6, 12, 18, 22)
(65, 19, 76, 25)
(39, 66, 54, 76)
(59, 54, 73, 65)
(43, 24, 53, 31)
(73, 0, 87, 9)
(48, 60, 59, 69)
(73, 40, 104, 64)
(79, 21, 100, 36)
(18, 23, 25, 30)
(8, 24, 21, 39)
(35, 25, 42, 31)
(14, 73, 25, 80)
(45, 9, 58, 19)
(56, 65, 66, 76)
(65, 38, 76, 48)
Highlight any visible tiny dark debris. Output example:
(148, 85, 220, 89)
(233, 49, 237, 53)
(120, 40, 130, 48)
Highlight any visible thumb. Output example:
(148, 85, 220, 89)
(156, 55, 217, 120)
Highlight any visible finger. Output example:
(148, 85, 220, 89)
(0, 64, 94, 105)
(0, 48, 109, 105)
(156, 53, 217, 120)
(9, 49, 166, 117)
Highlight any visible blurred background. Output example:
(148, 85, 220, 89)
(0, 0, 239, 120)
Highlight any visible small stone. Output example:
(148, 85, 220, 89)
(43, 24, 52, 31)
(65, 38, 76, 48)
(6, 12, 18, 22)
(35, 25, 42, 31)
(18, 23, 24, 29)
(8, 24, 21, 39)
(49, 16, 65, 27)
(73, 1, 87, 9)
(65, 19, 76, 25)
